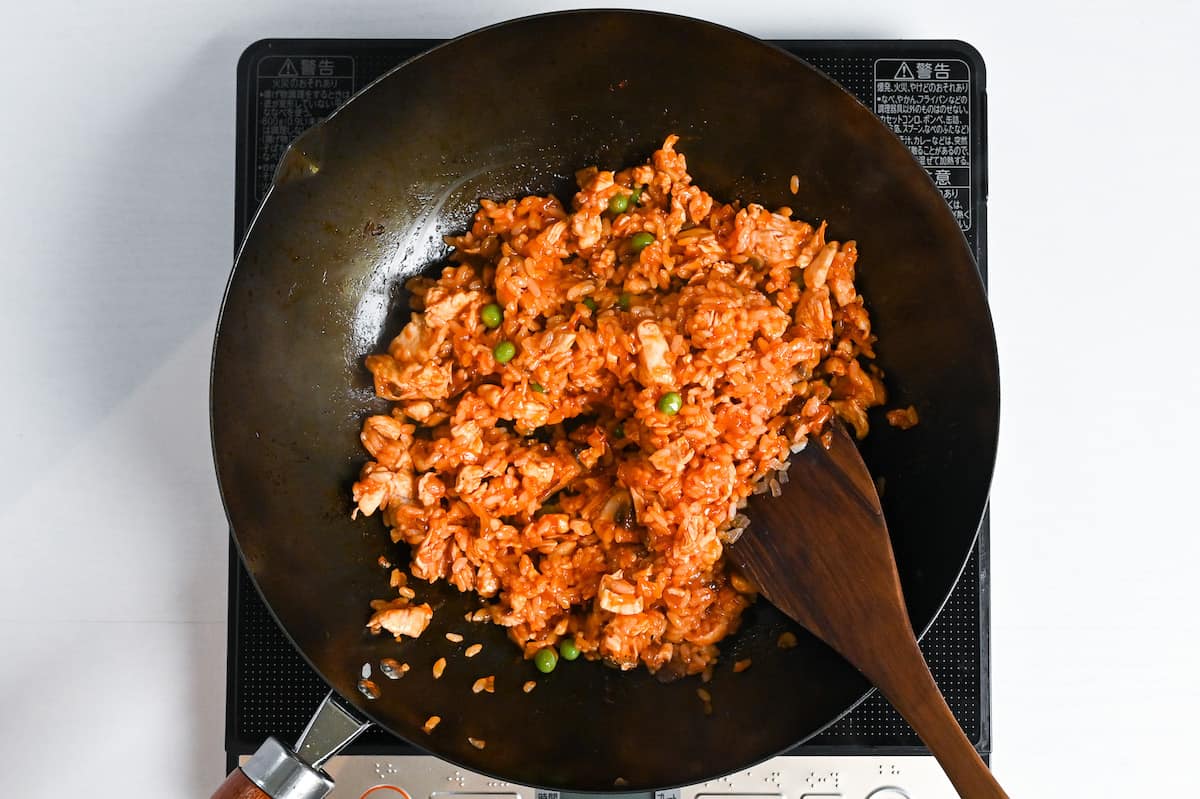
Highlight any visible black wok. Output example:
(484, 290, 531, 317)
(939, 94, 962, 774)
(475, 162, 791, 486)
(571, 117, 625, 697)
(211, 9, 999, 794)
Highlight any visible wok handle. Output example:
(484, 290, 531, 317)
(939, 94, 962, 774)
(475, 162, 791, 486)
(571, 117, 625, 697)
(207, 694, 369, 799)
(209, 737, 335, 799)
(211, 768, 272, 799)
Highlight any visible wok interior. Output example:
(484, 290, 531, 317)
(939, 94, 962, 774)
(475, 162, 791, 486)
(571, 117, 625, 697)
(212, 10, 998, 791)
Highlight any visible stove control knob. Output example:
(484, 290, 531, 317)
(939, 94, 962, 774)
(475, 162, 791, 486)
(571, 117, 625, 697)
(866, 789, 909, 799)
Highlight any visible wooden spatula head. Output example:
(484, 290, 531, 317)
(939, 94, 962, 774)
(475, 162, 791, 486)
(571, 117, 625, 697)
(728, 422, 1008, 799)
(731, 422, 906, 651)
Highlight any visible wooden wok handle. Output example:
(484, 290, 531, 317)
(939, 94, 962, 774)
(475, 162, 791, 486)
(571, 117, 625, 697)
(209, 736, 335, 799)
(210, 768, 271, 799)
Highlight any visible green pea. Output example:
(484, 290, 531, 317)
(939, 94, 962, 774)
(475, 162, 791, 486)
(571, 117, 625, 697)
(530, 382, 545, 393)
(617, 292, 631, 311)
(480, 303, 503, 329)
(608, 193, 630, 215)
(657, 391, 682, 415)
(630, 184, 645, 205)
(582, 296, 598, 312)
(534, 647, 558, 673)
(493, 340, 516, 364)
(630, 231, 655, 253)
(558, 638, 581, 661)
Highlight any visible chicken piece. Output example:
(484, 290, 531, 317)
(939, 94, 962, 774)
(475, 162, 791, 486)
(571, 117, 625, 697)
(598, 572, 645, 615)
(684, 586, 749, 646)
(410, 523, 456, 582)
(475, 562, 500, 598)
(830, 398, 870, 440)
(518, 456, 557, 499)
(804, 242, 838, 290)
(388, 314, 429, 361)
(827, 243, 859, 307)
(359, 414, 413, 470)
(675, 184, 713, 224)
(529, 219, 570, 259)
(365, 354, 453, 401)
(599, 610, 669, 670)
(794, 286, 833, 340)
(455, 464, 492, 497)
(831, 359, 880, 405)
(635, 320, 675, 387)
(351, 462, 413, 518)
(795, 220, 827, 270)
(648, 437, 694, 475)
(422, 288, 476, 328)
(651, 134, 689, 184)
(570, 211, 603, 251)
(416, 473, 445, 507)
(402, 401, 435, 423)
(366, 601, 433, 640)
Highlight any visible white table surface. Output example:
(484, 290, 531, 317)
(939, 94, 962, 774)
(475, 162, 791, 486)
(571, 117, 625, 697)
(2, 0, 1197, 796)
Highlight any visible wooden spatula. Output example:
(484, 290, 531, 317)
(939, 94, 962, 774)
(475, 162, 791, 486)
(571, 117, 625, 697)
(730, 422, 1009, 799)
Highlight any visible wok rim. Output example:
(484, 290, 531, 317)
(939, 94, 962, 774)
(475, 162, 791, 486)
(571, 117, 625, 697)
(211, 9, 1000, 791)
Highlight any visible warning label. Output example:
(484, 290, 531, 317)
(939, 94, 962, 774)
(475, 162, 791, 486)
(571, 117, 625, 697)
(873, 58, 972, 230)
(253, 55, 355, 200)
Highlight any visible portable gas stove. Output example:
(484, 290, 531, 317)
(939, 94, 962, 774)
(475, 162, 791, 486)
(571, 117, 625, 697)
(228, 37, 990, 799)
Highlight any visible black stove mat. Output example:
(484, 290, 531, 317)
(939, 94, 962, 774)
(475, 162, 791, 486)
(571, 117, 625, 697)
(227, 36, 990, 764)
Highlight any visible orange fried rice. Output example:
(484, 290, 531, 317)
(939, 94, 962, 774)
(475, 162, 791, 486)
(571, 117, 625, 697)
(352, 135, 886, 676)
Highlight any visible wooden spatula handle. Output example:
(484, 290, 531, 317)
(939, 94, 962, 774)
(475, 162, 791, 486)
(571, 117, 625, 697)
(869, 636, 1009, 799)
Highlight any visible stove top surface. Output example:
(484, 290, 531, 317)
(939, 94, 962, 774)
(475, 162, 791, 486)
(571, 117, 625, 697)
(228, 35, 990, 795)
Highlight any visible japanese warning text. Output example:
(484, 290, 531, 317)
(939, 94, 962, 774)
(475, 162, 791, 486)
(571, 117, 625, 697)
(873, 59, 972, 231)
(254, 55, 355, 200)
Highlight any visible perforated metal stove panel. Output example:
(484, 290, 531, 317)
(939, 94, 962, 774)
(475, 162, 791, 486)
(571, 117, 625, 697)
(228, 37, 990, 765)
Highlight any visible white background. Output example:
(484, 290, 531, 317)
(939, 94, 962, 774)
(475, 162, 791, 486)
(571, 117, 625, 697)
(2, 0, 1197, 796)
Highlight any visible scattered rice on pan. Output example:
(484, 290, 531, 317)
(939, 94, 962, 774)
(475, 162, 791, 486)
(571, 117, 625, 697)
(886, 404, 920, 429)
(355, 135, 892, 676)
